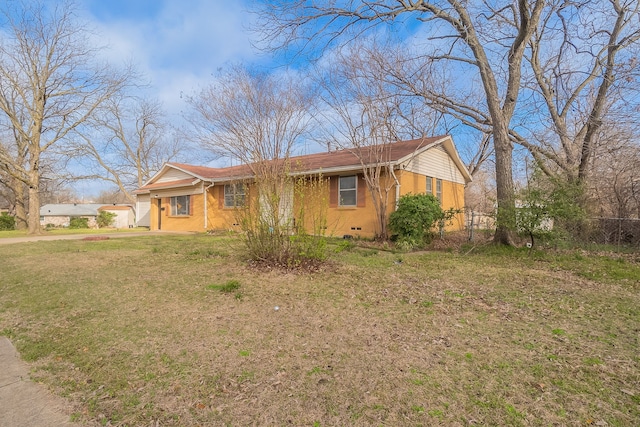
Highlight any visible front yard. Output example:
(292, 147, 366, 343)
(0, 234, 638, 426)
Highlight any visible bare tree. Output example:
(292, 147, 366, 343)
(588, 126, 640, 218)
(0, 134, 28, 228)
(514, 0, 640, 189)
(184, 64, 314, 262)
(185, 65, 312, 166)
(316, 44, 444, 240)
(68, 96, 181, 203)
(39, 177, 77, 205)
(258, 0, 546, 245)
(0, 0, 130, 234)
(325, 42, 495, 177)
(93, 188, 132, 204)
(0, 138, 73, 227)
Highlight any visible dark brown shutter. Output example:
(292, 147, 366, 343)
(165, 198, 169, 216)
(329, 177, 338, 208)
(189, 195, 194, 215)
(218, 186, 224, 209)
(357, 175, 366, 208)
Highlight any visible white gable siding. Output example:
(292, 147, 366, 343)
(156, 168, 193, 183)
(403, 146, 466, 184)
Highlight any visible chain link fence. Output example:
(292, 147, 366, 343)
(465, 210, 495, 243)
(565, 217, 640, 249)
(465, 209, 640, 251)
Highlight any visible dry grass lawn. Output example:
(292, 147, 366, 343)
(0, 234, 638, 426)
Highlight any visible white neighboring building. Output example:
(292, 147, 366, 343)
(40, 204, 135, 228)
(98, 205, 136, 228)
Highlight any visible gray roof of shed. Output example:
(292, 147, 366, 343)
(40, 204, 106, 216)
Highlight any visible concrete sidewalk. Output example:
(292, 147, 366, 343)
(0, 337, 75, 426)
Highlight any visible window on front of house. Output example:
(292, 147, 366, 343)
(436, 178, 442, 204)
(426, 176, 433, 194)
(339, 175, 357, 206)
(224, 183, 246, 207)
(170, 195, 190, 216)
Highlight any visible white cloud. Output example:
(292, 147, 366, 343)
(79, 0, 259, 118)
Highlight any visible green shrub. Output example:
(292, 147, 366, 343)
(517, 174, 587, 248)
(388, 193, 444, 248)
(334, 239, 355, 253)
(290, 231, 328, 262)
(97, 211, 117, 228)
(69, 217, 89, 229)
(0, 212, 15, 231)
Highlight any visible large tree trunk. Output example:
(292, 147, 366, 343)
(493, 126, 516, 245)
(13, 181, 28, 230)
(27, 169, 41, 235)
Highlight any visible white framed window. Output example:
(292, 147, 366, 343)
(224, 183, 246, 208)
(436, 178, 442, 204)
(339, 175, 357, 206)
(170, 195, 190, 216)
(426, 176, 433, 194)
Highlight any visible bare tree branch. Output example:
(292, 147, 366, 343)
(65, 96, 181, 202)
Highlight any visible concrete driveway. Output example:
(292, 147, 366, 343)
(0, 230, 195, 245)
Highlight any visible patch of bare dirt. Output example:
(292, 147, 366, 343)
(81, 236, 110, 241)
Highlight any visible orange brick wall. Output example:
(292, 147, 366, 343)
(148, 172, 466, 236)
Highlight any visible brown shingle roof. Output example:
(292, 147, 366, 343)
(287, 136, 443, 171)
(135, 136, 464, 194)
(138, 136, 453, 192)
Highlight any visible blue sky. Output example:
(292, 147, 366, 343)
(76, 0, 430, 119)
(79, 0, 262, 117)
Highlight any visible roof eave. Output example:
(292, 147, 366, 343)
(290, 164, 385, 176)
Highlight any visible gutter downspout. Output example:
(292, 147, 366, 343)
(204, 182, 215, 229)
(390, 164, 401, 211)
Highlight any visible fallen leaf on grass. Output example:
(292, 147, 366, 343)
(532, 383, 545, 392)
